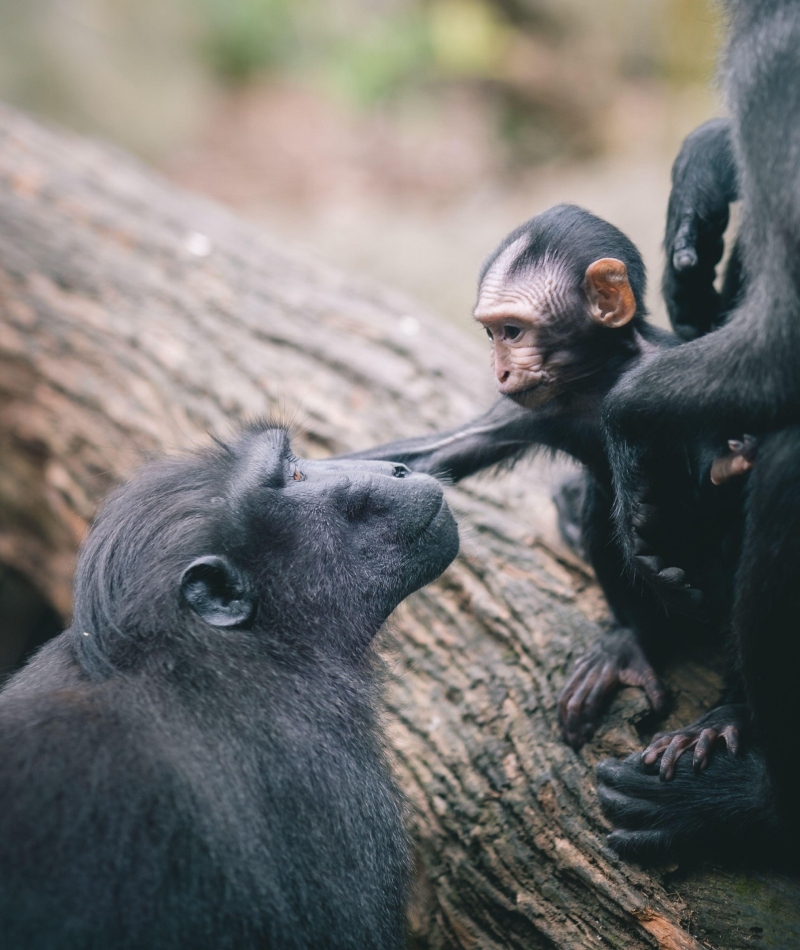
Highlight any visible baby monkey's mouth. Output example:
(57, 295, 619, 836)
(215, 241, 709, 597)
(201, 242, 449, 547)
(506, 379, 553, 410)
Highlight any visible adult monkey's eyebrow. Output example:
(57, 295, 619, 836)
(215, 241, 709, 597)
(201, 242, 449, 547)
(230, 427, 290, 498)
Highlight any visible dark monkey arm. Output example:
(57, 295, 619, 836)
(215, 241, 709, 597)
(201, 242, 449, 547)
(608, 4, 800, 584)
(338, 398, 555, 482)
(662, 118, 739, 341)
(603, 313, 799, 587)
(343, 399, 676, 749)
(584, 119, 742, 604)
(344, 389, 691, 749)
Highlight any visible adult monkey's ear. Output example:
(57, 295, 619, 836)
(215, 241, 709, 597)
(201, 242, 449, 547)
(583, 258, 637, 328)
(180, 555, 255, 628)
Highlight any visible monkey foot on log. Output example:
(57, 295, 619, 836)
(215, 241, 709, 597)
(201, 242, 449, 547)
(0, 104, 798, 948)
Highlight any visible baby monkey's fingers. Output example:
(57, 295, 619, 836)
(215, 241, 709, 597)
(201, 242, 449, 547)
(710, 435, 757, 485)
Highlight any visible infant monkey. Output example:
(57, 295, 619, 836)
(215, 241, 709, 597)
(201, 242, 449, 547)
(343, 204, 748, 772)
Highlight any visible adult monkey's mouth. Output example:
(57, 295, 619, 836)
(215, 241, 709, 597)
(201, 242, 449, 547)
(414, 494, 448, 540)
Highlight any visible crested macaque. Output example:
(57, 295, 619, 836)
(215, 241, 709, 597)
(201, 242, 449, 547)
(0, 423, 458, 947)
(595, 0, 800, 860)
(341, 203, 743, 756)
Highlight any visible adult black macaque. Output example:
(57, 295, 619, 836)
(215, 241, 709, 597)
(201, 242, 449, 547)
(596, 0, 800, 860)
(0, 423, 459, 949)
(340, 204, 742, 753)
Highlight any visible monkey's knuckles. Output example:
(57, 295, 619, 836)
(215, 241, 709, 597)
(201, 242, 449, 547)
(629, 496, 689, 592)
(710, 437, 757, 486)
(596, 757, 678, 859)
(629, 531, 705, 613)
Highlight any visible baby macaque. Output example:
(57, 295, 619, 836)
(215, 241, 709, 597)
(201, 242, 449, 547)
(341, 204, 745, 769)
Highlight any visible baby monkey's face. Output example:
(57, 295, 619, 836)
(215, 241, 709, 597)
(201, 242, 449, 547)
(474, 234, 636, 407)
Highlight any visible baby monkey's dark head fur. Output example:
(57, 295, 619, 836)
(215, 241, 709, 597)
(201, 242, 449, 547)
(475, 204, 649, 407)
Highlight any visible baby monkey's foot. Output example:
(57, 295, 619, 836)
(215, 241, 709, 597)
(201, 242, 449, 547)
(641, 703, 748, 780)
(559, 627, 667, 749)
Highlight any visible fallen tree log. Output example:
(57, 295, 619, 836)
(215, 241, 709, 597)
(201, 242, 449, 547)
(0, 103, 797, 949)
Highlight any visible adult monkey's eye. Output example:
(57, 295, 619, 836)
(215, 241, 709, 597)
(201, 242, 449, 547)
(504, 325, 521, 340)
(485, 328, 493, 341)
(292, 468, 304, 481)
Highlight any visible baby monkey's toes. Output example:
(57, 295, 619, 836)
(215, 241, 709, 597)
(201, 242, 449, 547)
(641, 704, 747, 780)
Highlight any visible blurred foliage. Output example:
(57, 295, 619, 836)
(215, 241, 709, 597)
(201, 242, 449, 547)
(190, 0, 721, 162)
(318, 11, 433, 105)
(192, 0, 544, 95)
(429, 0, 510, 77)
(0, 0, 721, 161)
(195, 0, 299, 82)
(189, 0, 721, 100)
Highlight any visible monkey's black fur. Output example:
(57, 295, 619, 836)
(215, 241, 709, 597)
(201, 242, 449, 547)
(596, 0, 800, 859)
(0, 423, 459, 948)
(596, 749, 779, 861)
(342, 182, 796, 858)
(341, 204, 744, 750)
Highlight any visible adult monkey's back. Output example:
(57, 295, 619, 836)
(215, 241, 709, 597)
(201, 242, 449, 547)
(598, 0, 800, 857)
(0, 425, 459, 947)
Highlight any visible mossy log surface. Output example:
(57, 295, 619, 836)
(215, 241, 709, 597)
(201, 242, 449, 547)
(0, 104, 797, 949)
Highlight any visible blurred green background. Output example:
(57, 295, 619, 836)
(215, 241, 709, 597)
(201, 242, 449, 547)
(0, 0, 723, 330)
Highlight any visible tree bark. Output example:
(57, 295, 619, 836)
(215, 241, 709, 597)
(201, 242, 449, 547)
(0, 104, 797, 950)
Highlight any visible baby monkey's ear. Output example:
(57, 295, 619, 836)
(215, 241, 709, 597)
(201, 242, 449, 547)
(583, 258, 636, 328)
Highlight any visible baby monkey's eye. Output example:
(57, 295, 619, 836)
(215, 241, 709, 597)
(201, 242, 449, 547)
(504, 325, 521, 340)
(485, 328, 493, 341)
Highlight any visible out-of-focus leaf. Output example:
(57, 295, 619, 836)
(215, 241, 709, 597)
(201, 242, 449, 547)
(429, 0, 510, 78)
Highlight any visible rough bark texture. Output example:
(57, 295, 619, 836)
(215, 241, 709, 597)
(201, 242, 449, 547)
(0, 104, 797, 949)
